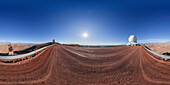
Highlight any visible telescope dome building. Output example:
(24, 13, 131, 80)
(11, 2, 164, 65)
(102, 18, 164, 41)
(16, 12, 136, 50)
(127, 35, 138, 46)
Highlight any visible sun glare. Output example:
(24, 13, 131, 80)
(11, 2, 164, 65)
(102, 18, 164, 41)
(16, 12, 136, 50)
(82, 32, 88, 38)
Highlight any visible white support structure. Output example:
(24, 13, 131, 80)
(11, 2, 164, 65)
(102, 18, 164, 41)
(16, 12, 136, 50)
(0, 44, 53, 60)
(144, 46, 170, 60)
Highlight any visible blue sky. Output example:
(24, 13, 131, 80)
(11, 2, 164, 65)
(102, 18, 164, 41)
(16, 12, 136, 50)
(0, 0, 170, 44)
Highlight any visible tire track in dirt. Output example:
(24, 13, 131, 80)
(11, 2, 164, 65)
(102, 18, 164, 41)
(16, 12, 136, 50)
(0, 45, 56, 84)
(140, 47, 170, 84)
(0, 45, 170, 85)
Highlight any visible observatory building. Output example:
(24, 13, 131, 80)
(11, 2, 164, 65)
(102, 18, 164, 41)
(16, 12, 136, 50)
(127, 35, 139, 46)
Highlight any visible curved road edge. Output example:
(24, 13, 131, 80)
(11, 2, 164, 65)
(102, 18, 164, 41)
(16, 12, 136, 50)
(144, 46, 170, 60)
(0, 44, 55, 60)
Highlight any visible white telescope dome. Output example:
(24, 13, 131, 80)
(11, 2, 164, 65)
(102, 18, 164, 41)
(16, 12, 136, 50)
(128, 35, 137, 43)
(127, 35, 138, 46)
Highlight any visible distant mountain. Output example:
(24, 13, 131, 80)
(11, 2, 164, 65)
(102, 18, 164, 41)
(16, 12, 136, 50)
(14, 43, 36, 47)
(144, 41, 170, 46)
(0, 44, 30, 53)
(0, 42, 36, 46)
(0, 42, 11, 45)
(0, 41, 36, 53)
(145, 41, 170, 54)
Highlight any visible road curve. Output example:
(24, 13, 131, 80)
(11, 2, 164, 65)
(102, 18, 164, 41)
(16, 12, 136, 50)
(0, 44, 170, 85)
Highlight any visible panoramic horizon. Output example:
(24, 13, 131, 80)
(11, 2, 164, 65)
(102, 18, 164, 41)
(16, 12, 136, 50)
(1, 0, 170, 45)
(1, 1, 170, 85)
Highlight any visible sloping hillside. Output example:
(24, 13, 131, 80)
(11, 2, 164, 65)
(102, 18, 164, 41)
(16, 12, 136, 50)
(145, 41, 170, 54)
(0, 44, 30, 53)
(147, 44, 170, 54)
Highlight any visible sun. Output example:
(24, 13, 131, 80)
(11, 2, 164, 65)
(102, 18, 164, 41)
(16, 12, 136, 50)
(82, 32, 88, 38)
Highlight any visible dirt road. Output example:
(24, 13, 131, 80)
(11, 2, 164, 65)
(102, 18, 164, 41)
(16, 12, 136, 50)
(0, 45, 170, 85)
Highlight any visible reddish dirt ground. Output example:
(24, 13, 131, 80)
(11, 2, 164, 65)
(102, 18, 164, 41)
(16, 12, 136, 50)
(0, 44, 170, 85)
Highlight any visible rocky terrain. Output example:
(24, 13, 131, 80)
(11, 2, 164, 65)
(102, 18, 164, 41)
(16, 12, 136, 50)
(0, 42, 54, 56)
(0, 44, 30, 53)
(145, 41, 170, 54)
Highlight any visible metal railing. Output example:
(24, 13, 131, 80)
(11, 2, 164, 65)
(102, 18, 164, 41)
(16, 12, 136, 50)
(0, 44, 54, 60)
(144, 46, 170, 60)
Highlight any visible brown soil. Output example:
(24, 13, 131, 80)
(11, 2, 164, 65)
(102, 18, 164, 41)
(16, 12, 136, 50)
(147, 45, 170, 54)
(0, 44, 30, 53)
(0, 45, 170, 85)
(0, 42, 53, 56)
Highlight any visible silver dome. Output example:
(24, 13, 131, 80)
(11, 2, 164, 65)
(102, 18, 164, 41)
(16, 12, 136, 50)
(128, 35, 137, 43)
(127, 35, 138, 46)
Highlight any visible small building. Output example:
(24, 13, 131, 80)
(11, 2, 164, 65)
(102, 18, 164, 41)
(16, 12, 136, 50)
(53, 39, 55, 44)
